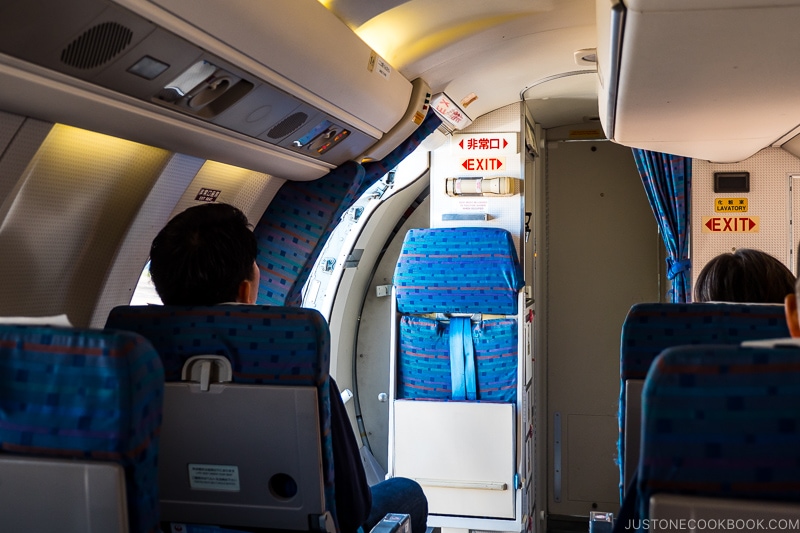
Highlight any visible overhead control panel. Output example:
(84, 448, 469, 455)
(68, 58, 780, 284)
(0, 0, 416, 179)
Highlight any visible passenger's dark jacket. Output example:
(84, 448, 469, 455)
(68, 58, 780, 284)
(329, 378, 372, 533)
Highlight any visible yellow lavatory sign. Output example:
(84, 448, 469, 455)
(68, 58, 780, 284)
(715, 198, 748, 212)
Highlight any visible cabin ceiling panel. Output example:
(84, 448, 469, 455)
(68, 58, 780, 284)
(523, 72, 599, 129)
(424, 26, 596, 123)
(322, 0, 410, 28)
(357, 0, 591, 77)
(336, 0, 596, 123)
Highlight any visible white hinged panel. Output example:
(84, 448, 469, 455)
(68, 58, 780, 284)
(393, 399, 516, 518)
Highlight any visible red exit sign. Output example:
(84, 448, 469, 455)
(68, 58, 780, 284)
(460, 157, 505, 171)
(701, 216, 759, 233)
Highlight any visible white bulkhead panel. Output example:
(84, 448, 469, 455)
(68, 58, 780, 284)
(393, 400, 516, 519)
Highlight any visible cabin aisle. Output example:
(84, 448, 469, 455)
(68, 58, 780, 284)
(542, 132, 661, 519)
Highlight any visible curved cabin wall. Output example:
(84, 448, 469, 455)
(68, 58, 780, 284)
(0, 114, 285, 327)
(91, 159, 283, 327)
(0, 122, 173, 326)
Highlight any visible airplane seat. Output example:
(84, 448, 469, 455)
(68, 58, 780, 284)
(0, 323, 164, 533)
(618, 302, 789, 498)
(389, 227, 527, 523)
(635, 343, 800, 528)
(104, 304, 337, 532)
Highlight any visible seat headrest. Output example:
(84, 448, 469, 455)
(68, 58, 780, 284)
(621, 302, 790, 381)
(105, 304, 330, 385)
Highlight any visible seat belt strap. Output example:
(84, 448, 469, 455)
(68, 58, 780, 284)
(449, 317, 477, 400)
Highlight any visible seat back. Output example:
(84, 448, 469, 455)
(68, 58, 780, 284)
(105, 305, 335, 531)
(0, 324, 164, 533)
(618, 302, 789, 496)
(0, 456, 129, 532)
(638, 343, 800, 521)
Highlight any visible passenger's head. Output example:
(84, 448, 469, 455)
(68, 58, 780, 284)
(785, 245, 800, 338)
(693, 248, 795, 304)
(149, 203, 259, 305)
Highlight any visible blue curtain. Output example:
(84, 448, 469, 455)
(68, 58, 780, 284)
(631, 149, 692, 302)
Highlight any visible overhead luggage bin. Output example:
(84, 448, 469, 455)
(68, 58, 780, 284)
(596, 0, 800, 163)
(0, 0, 422, 180)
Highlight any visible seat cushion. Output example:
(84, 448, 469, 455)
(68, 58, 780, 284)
(397, 316, 517, 402)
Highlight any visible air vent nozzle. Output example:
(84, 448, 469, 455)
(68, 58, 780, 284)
(61, 21, 133, 70)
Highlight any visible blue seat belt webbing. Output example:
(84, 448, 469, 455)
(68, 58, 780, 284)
(449, 317, 477, 400)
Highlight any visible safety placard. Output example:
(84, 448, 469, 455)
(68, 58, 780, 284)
(188, 464, 241, 492)
(714, 198, 748, 212)
(453, 132, 517, 153)
(702, 216, 759, 233)
(195, 188, 221, 203)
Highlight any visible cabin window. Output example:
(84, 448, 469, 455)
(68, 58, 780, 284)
(130, 260, 162, 305)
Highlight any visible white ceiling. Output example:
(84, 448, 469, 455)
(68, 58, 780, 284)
(324, 0, 800, 163)
(321, 0, 599, 129)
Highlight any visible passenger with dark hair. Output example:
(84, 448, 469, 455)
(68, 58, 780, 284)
(693, 248, 796, 304)
(783, 243, 800, 338)
(149, 202, 260, 306)
(149, 203, 428, 533)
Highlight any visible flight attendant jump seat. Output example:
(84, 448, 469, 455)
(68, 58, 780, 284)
(388, 227, 533, 531)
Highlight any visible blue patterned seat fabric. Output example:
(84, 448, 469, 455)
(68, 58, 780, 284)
(398, 316, 518, 402)
(637, 344, 800, 520)
(0, 324, 164, 533)
(394, 228, 523, 403)
(618, 302, 790, 497)
(394, 227, 524, 316)
(104, 304, 335, 527)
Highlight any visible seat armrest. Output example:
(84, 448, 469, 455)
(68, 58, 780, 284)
(369, 513, 411, 533)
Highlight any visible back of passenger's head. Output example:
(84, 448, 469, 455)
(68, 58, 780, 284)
(149, 203, 258, 305)
(693, 248, 796, 304)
